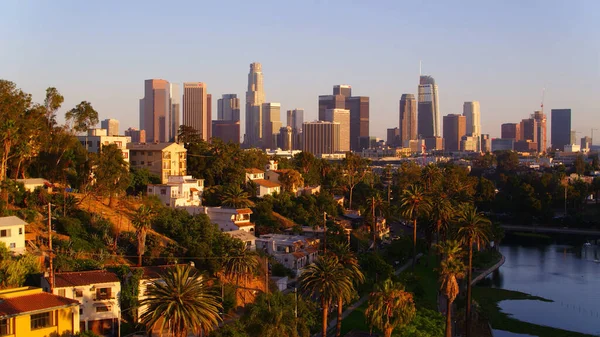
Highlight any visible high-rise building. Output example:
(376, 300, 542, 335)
(443, 114, 466, 152)
(333, 84, 352, 97)
(570, 131, 577, 145)
(551, 109, 571, 151)
(286, 109, 304, 150)
(417, 75, 440, 138)
(278, 126, 293, 151)
(218, 94, 240, 121)
(101, 119, 119, 136)
(387, 128, 401, 147)
(212, 120, 240, 144)
(319, 85, 369, 151)
(399, 94, 417, 143)
(520, 118, 537, 144)
(480, 134, 491, 153)
(492, 138, 514, 152)
(245, 62, 265, 147)
(262, 103, 281, 149)
(125, 127, 146, 143)
(140, 79, 169, 143)
(183, 82, 210, 141)
(318, 95, 346, 121)
(324, 108, 350, 152)
(581, 136, 592, 150)
(501, 123, 521, 141)
(532, 110, 546, 153)
(167, 83, 180, 142)
(463, 101, 481, 136)
(302, 121, 340, 156)
(207, 94, 212, 140)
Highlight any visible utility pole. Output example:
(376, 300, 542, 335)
(47, 202, 54, 292)
(372, 196, 377, 252)
(264, 256, 269, 296)
(323, 212, 327, 255)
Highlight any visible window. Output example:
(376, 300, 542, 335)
(0, 318, 11, 335)
(0, 230, 8, 237)
(123, 152, 129, 159)
(75, 289, 83, 297)
(9, 243, 15, 249)
(141, 161, 145, 165)
(79, 309, 83, 315)
(58, 289, 65, 297)
(30, 311, 53, 330)
(160, 189, 166, 196)
(140, 151, 145, 155)
(18, 228, 22, 235)
(131, 161, 137, 165)
(95, 287, 112, 300)
(96, 305, 111, 313)
(147, 161, 152, 166)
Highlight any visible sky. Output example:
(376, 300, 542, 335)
(1, 0, 600, 142)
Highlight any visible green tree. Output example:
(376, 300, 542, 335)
(299, 255, 353, 337)
(455, 203, 490, 337)
(436, 240, 466, 337)
(342, 153, 370, 210)
(279, 169, 304, 192)
(93, 144, 131, 207)
(65, 101, 99, 134)
(364, 279, 416, 337)
(429, 191, 454, 245)
(0, 242, 41, 289)
(177, 125, 203, 144)
(139, 264, 222, 337)
(421, 164, 442, 191)
(574, 154, 586, 175)
(131, 205, 154, 266)
(399, 184, 431, 268)
(495, 150, 519, 173)
(43, 87, 64, 129)
(221, 184, 254, 208)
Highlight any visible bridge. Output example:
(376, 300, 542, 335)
(501, 224, 600, 236)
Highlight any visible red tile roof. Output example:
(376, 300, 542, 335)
(253, 179, 281, 188)
(53, 270, 119, 288)
(236, 208, 253, 215)
(0, 292, 79, 317)
(245, 168, 264, 174)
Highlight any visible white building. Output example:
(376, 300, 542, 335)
(0, 216, 26, 254)
(186, 206, 255, 233)
(564, 144, 581, 153)
(225, 230, 257, 250)
(460, 135, 480, 152)
(100, 119, 120, 136)
(147, 175, 204, 207)
(324, 108, 350, 152)
(245, 168, 265, 182)
(78, 129, 131, 163)
(245, 168, 281, 197)
(42, 270, 121, 337)
(255, 234, 319, 275)
(14, 178, 51, 193)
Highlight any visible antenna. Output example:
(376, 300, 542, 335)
(540, 88, 546, 111)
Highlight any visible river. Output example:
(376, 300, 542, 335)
(486, 240, 600, 337)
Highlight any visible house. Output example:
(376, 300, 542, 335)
(41, 270, 121, 337)
(253, 179, 281, 197)
(147, 175, 204, 207)
(0, 286, 80, 337)
(255, 234, 319, 276)
(186, 207, 255, 233)
(0, 216, 27, 254)
(14, 178, 52, 193)
(130, 265, 182, 322)
(127, 142, 187, 183)
(245, 168, 265, 182)
(78, 128, 131, 163)
(225, 230, 257, 250)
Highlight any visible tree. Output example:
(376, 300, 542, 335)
(574, 154, 586, 176)
(429, 191, 454, 245)
(279, 169, 304, 192)
(364, 279, 416, 337)
(223, 244, 259, 307)
(455, 203, 490, 337)
(0, 242, 41, 289)
(436, 240, 466, 337)
(299, 255, 353, 337)
(342, 153, 369, 210)
(421, 164, 442, 191)
(93, 144, 130, 207)
(221, 184, 254, 208)
(495, 150, 519, 173)
(65, 101, 99, 134)
(131, 205, 154, 266)
(177, 125, 203, 145)
(43, 87, 64, 129)
(399, 184, 431, 268)
(139, 264, 222, 337)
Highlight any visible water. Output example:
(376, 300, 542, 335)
(489, 243, 600, 337)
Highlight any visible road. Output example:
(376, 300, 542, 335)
(501, 224, 600, 236)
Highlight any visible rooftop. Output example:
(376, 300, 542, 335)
(253, 179, 281, 188)
(127, 142, 185, 151)
(0, 289, 79, 318)
(53, 270, 119, 287)
(225, 230, 256, 242)
(14, 178, 49, 185)
(0, 216, 27, 228)
(245, 168, 264, 174)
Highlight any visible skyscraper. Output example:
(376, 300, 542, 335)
(387, 128, 401, 147)
(417, 75, 440, 138)
(532, 110, 546, 153)
(501, 123, 521, 141)
(287, 109, 304, 150)
(463, 101, 481, 136)
(520, 118, 538, 143)
(302, 121, 340, 156)
(207, 94, 212, 141)
(183, 82, 210, 141)
(262, 102, 281, 149)
(245, 62, 265, 147)
(140, 79, 169, 143)
(399, 94, 417, 144)
(101, 119, 119, 136)
(333, 84, 352, 97)
(217, 94, 240, 121)
(443, 114, 466, 152)
(551, 109, 571, 150)
(167, 83, 180, 142)
(212, 120, 240, 144)
(278, 126, 293, 151)
(318, 94, 346, 121)
(346, 96, 369, 151)
(324, 108, 350, 152)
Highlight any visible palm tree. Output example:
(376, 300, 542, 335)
(399, 184, 431, 268)
(365, 279, 416, 337)
(131, 205, 153, 267)
(223, 244, 259, 307)
(139, 264, 222, 337)
(421, 164, 442, 190)
(429, 191, 455, 245)
(436, 240, 466, 337)
(455, 203, 491, 337)
(299, 255, 353, 337)
(221, 184, 254, 208)
(329, 242, 365, 337)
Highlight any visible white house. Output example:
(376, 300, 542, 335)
(225, 230, 257, 250)
(147, 175, 204, 207)
(0, 216, 26, 254)
(255, 234, 319, 275)
(42, 270, 121, 337)
(186, 207, 255, 233)
(245, 168, 265, 182)
(253, 179, 281, 197)
(14, 178, 52, 192)
(78, 128, 131, 163)
(130, 265, 183, 322)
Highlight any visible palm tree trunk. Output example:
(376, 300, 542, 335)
(349, 187, 354, 210)
(384, 327, 393, 337)
(446, 297, 453, 337)
(336, 297, 343, 337)
(322, 297, 328, 337)
(465, 237, 473, 337)
(137, 252, 142, 267)
(412, 218, 417, 269)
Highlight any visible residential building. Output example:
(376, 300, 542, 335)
(217, 94, 240, 121)
(167, 83, 180, 142)
(187, 207, 255, 233)
(100, 119, 119, 136)
(244, 168, 280, 197)
(501, 123, 521, 141)
(417, 75, 440, 138)
(124, 128, 146, 143)
(147, 175, 204, 207)
(262, 102, 282, 149)
(140, 79, 169, 143)
(480, 134, 491, 152)
(551, 109, 572, 151)
(265, 167, 302, 193)
(212, 120, 240, 144)
(387, 127, 401, 147)
(78, 129, 131, 162)
(245, 62, 265, 148)
(225, 230, 256, 250)
(183, 82, 210, 141)
(443, 114, 466, 152)
(244, 168, 265, 182)
(0, 216, 26, 254)
(0, 287, 80, 337)
(532, 110, 547, 153)
(127, 142, 187, 183)
(399, 93, 417, 143)
(278, 126, 293, 151)
(302, 121, 340, 156)
(324, 108, 350, 152)
(491, 138, 514, 151)
(42, 270, 120, 336)
(14, 178, 51, 193)
(255, 234, 319, 275)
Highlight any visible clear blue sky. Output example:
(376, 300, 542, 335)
(1, 0, 599, 141)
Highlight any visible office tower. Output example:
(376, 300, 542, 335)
(101, 119, 119, 136)
(501, 123, 521, 141)
(302, 121, 340, 156)
(346, 96, 369, 151)
(167, 83, 180, 142)
(492, 139, 515, 151)
(333, 84, 352, 97)
(140, 79, 169, 143)
(183, 82, 210, 141)
(399, 94, 417, 143)
(125, 127, 146, 143)
(324, 108, 350, 152)
(207, 94, 212, 140)
(417, 75, 440, 138)
(570, 131, 577, 145)
(262, 103, 281, 149)
(387, 128, 400, 147)
(463, 101, 481, 136)
(460, 136, 479, 152)
(318, 94, 346, 121)
(480, 134, 491, 153)
(286, 109, 304, 150)
(581, 136, 592, 150)
(443, 114, 466, 152)
(520, 118, 538, 143)
(532, 110, 546, 153)
(425, 137, 444, 152)
(218, 94, 240, 121)
(278, 126, 293, 151)
(551, 109, 572, 150)
(212, 120, 240, 144)
(245, 62, 265, 147)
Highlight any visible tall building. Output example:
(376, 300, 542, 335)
(501, 123, 521, 141)
(318, 94, 346, 121)
(463, 101, 481, 136)
(387, 128, 400, 147)
(532, 110, 546, 153)
(286, 109, 304, 150)
(101, 118, 119, 136)
(480, 134, 491, 153)
(245, 62, 265, 147)
(551, 109, 571, 151)
(212, 120, 240, 144)
(278, 126, 293, 151)
(167, 83, 180, 142)
(399, 94, 417, 143)
(520, 118, 537, 143)
(140, 79, 169, 143)
(183, 82, 210, 141)
(581, 136, 592, 150)
(262, 103, 281, 149)
(570, 131, 577, 145)
(324, 108, 350, 152)
(218, 94, 240, 121)
(125, 127, 146, 143)
(207, 94, 212, 140)
(302, 121, 340, 156)
(333, 84, 352, 97)
(443, 114, 466, 152)
(417, 75, 440, 138)
(319, 85, 369, 151)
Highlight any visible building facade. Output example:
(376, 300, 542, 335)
(245, 63, 265, 148)
(532, 110, 547, 153)
(346, 96, 370, 151)
(147, 175, 204, 208)
(501, 123, 521, 141)
(255, 234, 319, 275)
(302, 121, 340, 156)
(443, 114, 466, 152)
(100, 119, 119, 136)
(262, 102, 282, 149)
(183, 82, 210, 141)
(167, 83, 180, 142)
(491, 138, 514, 151)
(124, 128, 146, 143)
(127, 142, 187, 183)
(0, 216, 26, 254)
(212, 120, 240, 144)
(140, 79, 169, 143)
(480, 134, 491, 152)
(399, 93, 417, 143)
(417, 75, 440, 138)
(520, 118, 538, 145)
(217, 94, 240, 121)
(278, 126, 293, 151)
(551, 109, 572, 151)
(78, 129, 131, 163)
(387, 127, 401, 147)
(286, 109, 304, 150)
(324, 108, 350, 152)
